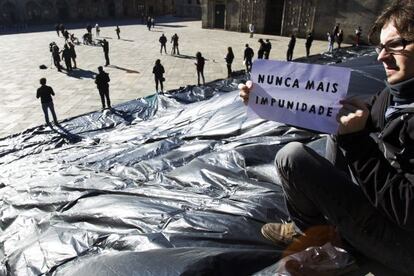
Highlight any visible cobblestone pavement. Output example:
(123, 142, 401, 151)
(0, 17, 335, 138)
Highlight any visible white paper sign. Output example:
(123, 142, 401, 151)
(248, 60, 351, 134)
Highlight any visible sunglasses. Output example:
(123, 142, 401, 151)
(375, 38, 414, 54)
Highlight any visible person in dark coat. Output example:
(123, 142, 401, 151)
(55, 24, 60, 36)
(225, 47, 234, 78)
(68, 42, 77, 69)
(243, 43, 254, 73)
(337, 29, 344, 48)
(171, 33, 180, 55)
(257, 39, 265, 59)
(51, 44, 62, 72)
(238, 2, 414, 274)
(86, 24, 92, 38)
(36, 78, 58, 125)
(147, 17, 151, 31)
(159, 33, 167, 54)
(286, 34, 296, 61)
(63, 29, 69, 41)
(101, 39, 110, 66)
(195, 52, 205, 86)
(264, 39, 272, 59)
(305, 32, 314, 57)
(115, 25, 120, 39)
(95, 66, 111, 110)
(152, 59, 165, 92)
(61, 44, 72, 71)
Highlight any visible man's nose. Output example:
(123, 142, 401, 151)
(377, 47, 390, 62)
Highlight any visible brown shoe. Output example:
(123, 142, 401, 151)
(261, 222, 300, 246)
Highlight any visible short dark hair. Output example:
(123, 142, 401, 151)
(98, 66, 103, 72)
(369, 0, 414, 43)
(40, 78, 46, 85)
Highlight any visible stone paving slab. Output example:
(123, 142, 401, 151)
(0, 17, 337, 139)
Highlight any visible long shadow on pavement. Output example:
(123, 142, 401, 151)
(67, 68, 96, 79)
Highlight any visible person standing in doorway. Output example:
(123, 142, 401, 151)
(115, 25, 120, 39)
(36, 78, 58, 125)
(159, 33, 167, 54)
(152, 59, 165, 92)
(195, 52, 205, 86)
(101, 39, 110, 66)
(225, 46, 234, 78)
(95, 66, 111, 110)
(244, 43, 254, 73)
(286, 34, 296, 61)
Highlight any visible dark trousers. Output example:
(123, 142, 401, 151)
(98, 88, 111, 109)
(275, 141, 414, 275)
(226, 63, 232, 78)
(53, 58, 62, 72)
(258, 50, 264, 59)
(64, 58, 72, 71)
(306, 46, 311, 57)
(197, 70, 205, 86)
(104, 52, 110, 66)
(245, 58, 252, 73)
(264, 51, 270, 59)
(41, 101, 58, 124)
(172, 45, 179, 55)
(287, 48, 294, 61)
(155, 77, 164, 92)
(160, 44, 167, 54)
(117, 32, 120, 39)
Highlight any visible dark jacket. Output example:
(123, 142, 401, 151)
(288, 36, 296, 49)
(338, 78, 414, 231)
(102, 40, 109, 53)
(196, 56, 205, 71)
(95, 71, 110, 90)
(244, 47, 254, 60)
(152, 64, 165, 79)
(225, 52, 234, 64)
(159, 35, 167, 45)
(36, 85, 55, 103)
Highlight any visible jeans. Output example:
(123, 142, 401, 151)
(41, 101, 58, 124)
(98, 88, 111, 109)
(275, 141, 414, 274)
(155, 77, 164, 92)
(197, 70, 205, 86)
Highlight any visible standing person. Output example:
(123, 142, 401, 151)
(286, 34, 296, 61)
(225, 47, 234, 78)
(86, 24, 92, 38)
(244, 43, 254, 73)
(159, 33, 167, 54)
(238, 2, 414, 275)
(51, 44, 62, 72)
(147, 17, 152, 31)
(63, 29, 69, 41)
(61, 44, 72, 71)
(95, 23, 100, 37)
(332, 23, 340, 38)
(248, 23, 255, 38)
(337, 29, 344, 49)
(195, 52, 205, 86)
(68, 41, 77, 69)
(36, 78, 58, 125)
(101, 39, 110, 66)
(152, 59, 165, 92)
(355, 26, 362, 46)
(171, 33, 180, 55)
(305, 32, 314, 57)
(264, 39, 272, 59)
(55, 24, 60, 36)
(151, 17, 155, 28)
(115, 25, 120, 39)
(257, 39, 265, 59)
(95, 66, 111, 110)
(327, 32, 334, 53)
(59, 24, 65, 36)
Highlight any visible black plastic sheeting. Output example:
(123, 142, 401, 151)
(0, 47, 385, 276)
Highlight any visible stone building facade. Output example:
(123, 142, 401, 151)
(201, 0, 391, 43)
(175, 0, 202, 18)
(0, 0, 176, 25)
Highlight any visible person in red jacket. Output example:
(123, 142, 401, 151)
(239, 1, 414, 274)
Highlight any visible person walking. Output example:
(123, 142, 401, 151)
(286, 34, 296, 61)
(248, 23, 255, 38)
(225, 47, 234, 78)
(195, 52, 205, 86)
(115, 25, 120, 39)
(171, 33, 180, 55)
(36, 78, 58, 125)
(305, 32, 314, 57)
(68, 41, 77, 69)
(159, 33, 167, 54)
(95, 66, 111, 110)
(152, 59, 165, 92)
(244, 43, 254, 73)
(257, 39, 265, 59)
(264, 39, 272, 59)
(61, 44, 72, 71)
(101, 39, 110, 66)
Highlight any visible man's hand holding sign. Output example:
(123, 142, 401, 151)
(239, 60, 368, 134)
